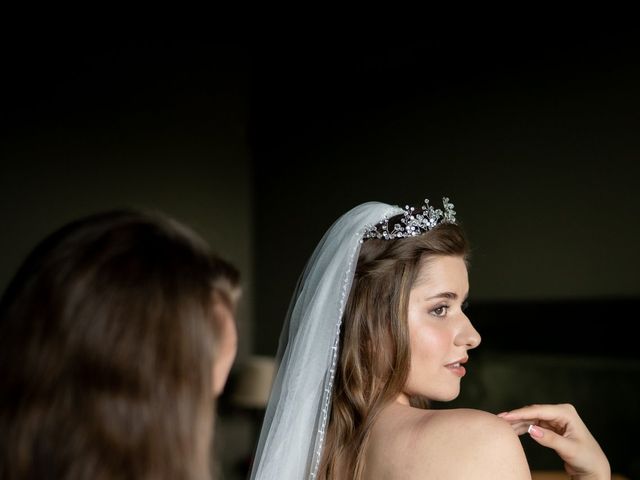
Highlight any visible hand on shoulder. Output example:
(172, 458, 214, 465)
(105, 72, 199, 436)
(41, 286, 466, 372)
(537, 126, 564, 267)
(498, 403, 610, 480)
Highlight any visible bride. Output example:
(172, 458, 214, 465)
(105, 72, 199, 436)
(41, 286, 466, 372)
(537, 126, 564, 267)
(250, 198, 610, 479)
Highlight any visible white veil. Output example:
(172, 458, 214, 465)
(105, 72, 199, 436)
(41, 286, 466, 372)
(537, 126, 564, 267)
(249, 202, 403, 480)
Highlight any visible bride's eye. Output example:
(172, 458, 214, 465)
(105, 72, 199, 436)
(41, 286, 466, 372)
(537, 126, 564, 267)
(462, 300, 469, 312)
(431, 305, 448, 317)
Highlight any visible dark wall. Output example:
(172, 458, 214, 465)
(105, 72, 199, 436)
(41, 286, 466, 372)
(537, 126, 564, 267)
(250, 40, 640, 354)
(249, 40, 640, 477)
(1, 39, 254, 362)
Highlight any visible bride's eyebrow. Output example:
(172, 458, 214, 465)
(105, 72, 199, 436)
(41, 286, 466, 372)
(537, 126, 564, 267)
(424, 292, 470, 301)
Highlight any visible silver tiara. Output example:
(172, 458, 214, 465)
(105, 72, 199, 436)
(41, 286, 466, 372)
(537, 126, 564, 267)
(362, 197, 457, 241)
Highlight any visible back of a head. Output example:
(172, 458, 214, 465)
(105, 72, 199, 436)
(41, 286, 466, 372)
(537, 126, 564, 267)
(0, 210, 238, 480)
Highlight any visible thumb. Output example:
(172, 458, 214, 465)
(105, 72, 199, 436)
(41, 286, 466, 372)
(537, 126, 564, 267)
(527, 424, 570, 453)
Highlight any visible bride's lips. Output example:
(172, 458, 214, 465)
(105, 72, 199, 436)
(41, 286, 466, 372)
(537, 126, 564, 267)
(444, 357, 468, 377)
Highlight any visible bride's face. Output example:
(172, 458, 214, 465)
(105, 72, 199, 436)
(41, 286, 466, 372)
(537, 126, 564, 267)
(397, 255, 481, 404)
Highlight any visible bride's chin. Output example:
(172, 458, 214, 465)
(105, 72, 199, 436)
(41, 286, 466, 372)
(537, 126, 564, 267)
(433, 388, 461, 403)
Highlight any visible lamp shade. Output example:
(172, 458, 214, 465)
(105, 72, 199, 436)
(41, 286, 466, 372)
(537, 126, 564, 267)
(231, 355, 276, 409)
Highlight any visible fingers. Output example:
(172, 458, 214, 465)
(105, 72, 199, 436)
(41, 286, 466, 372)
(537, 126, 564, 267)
(526, 424, 579, 463)
(499, 418, 564, 437)
(497, 403, 579, 424)
(498, 419, 532, 435)
(500, 417, 571, 448)
(498, 403, 589, 440)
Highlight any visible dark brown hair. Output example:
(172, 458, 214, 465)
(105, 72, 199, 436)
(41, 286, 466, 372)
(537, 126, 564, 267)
(319, 221, 470, 479)
(0, 210, 239, 480)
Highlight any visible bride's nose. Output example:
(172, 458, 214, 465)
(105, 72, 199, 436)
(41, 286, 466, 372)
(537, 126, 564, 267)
(455, 313, 481, 349)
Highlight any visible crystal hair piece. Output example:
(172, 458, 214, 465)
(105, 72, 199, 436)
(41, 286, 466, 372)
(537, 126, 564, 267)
(361, 197, 457, 241)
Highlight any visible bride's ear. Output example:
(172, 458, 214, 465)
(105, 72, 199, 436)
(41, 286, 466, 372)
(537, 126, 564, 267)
(211, 290, 239, 397)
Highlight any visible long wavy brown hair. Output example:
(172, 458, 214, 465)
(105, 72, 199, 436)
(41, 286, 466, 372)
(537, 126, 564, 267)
(0, 210, 239, 480)
(318, 221, 470, 479)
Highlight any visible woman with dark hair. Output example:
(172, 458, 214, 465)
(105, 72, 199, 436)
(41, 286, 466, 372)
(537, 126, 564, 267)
(0, 210, 239, 480)
(249, 198, 610, 479)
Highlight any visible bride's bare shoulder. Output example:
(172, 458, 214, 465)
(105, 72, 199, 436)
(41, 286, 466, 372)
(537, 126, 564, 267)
(366, 406, 532, 479)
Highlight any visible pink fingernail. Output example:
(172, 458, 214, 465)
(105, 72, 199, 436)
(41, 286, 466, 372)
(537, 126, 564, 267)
(496, 412, 511, 417)
(528, 425, 543, 438)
